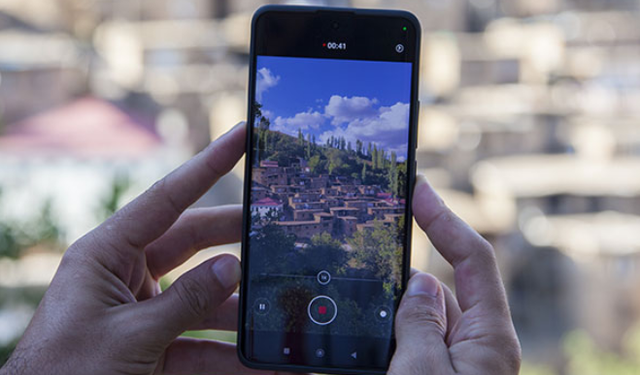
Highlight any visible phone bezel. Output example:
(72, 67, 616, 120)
(238, 5, 421, 374)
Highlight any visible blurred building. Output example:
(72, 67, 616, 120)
(0, 0, 639, 373)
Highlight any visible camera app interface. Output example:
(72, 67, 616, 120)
(246, 55, 412, 362)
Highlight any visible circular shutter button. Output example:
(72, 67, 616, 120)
(307, 295, 337, 325)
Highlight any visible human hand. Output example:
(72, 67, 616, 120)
(1, 123, 293, 375)
(389, 175, 521, 375)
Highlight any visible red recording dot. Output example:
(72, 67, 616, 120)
(323, 43, 327, 47)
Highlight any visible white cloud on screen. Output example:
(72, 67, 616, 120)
(320, 100, 410, 159)
(256, 68, 280, 101)
(324, 95, 379, 125)
(273, 110, 325, 132)
(267, 94, 410, 159)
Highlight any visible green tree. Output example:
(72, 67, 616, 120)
(378, 148, 385, 169)
(308, 155, 321, 174)
(361, 163, 367, 184)
(254, 102, 271, 158)
(251, 211, 296, 274)
(388, 152, 398, 197)
(563, 328, 640, 375)
(372, 144, 378, 169)
(0, 222, 20, 259)
(348, 221, 404, 296)
(303, 232, 348, 275)
(306, 133, 312, 160)
(99, 172, 130, 221)
(327, 149, 343, 175)
(298, 128, 304, 145)
(397, 161, 408, 199)
(356, 139, 363, 156)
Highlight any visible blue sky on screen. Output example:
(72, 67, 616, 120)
(256, 56, 412, 160)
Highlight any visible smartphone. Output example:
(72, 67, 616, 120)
(239, 5, 420, 374)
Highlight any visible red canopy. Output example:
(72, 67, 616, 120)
(0, 97, 161, 159)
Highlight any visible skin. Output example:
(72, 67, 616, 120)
(0, 123, 520, 375)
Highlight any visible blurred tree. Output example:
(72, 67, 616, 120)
(0, 193, 63, 258)
(98, 172, 131, 221)
(0, 222, 20, 259)
(563, 328, 640, 375)
(31, 200, 63, 249)
(519, 362, 555, 375)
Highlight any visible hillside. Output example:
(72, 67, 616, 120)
(253, 127, 408, 198)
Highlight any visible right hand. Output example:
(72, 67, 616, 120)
(389, 175, 521, 375)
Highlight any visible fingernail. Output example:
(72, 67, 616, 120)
(212, 256, 241, 290)
(414, 174, 445, 206)
(415, 173, 428, 187)
(406, 273, 439, 297)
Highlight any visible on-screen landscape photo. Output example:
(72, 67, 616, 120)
(247, 56, 412, 336)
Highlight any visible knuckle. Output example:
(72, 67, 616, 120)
(485, 332, 521, 374)
(173, 276, 211, 318)
(473, 236, 496, 262)
(503, 337, 522, 373)
(153, 179, 179, 212)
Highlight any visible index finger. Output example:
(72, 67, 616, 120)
(105, 122, 246, 250)
(411, 174, 509, 317)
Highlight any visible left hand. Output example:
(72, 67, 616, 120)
(1, 123, 292, 375)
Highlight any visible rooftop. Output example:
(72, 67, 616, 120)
(0, 97, 161, 160)
(253, 197, 282, 207)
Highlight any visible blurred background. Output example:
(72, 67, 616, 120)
(0, 0, 639, 373)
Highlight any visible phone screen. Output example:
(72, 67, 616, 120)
(240, 7, 419, 373)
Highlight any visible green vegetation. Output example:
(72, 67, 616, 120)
(251, 211, 405, 297)
(0, 189, 64, 259)
(253, 103, 408, 198)
(0, 285, 48, 366)
(301, 232, 348, 276)
(520, 327, 640, 375)
(97, 172, 130, 221)
(250, 210, 297, 275)
(562, 328, 640, 375)
(348, 221, 404, 295)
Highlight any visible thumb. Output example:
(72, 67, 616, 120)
(390, 272, 452, 375)
(139, 254, 241, 342)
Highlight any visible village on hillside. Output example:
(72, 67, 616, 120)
(250, 157, 406, 243)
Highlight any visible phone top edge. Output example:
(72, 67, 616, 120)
(252, 4, 422, 33)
